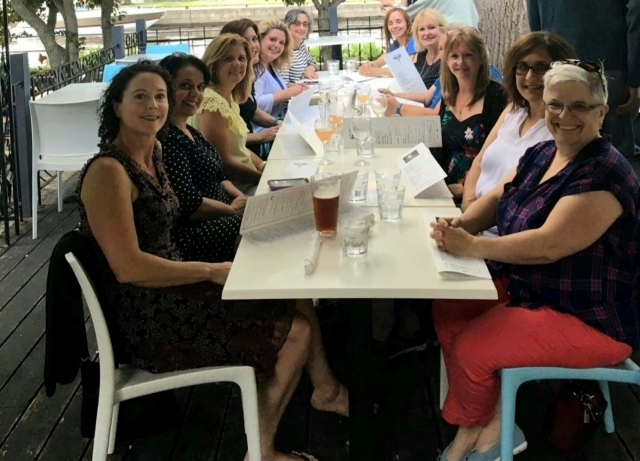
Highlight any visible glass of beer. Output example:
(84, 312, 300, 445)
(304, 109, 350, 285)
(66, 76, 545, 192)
(310, 173, 341, 236)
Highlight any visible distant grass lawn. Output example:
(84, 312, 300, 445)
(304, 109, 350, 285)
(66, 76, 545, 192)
(147, 0, 373, 8)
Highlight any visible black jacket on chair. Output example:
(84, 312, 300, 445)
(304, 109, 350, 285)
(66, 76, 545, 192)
(44, 229, 102, 397)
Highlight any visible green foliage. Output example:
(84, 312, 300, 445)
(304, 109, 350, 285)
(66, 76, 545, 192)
(308, 43, 383, 64)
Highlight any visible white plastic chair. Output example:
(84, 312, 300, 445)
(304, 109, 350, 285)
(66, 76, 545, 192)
(64, 252, 262, 461)
(30, 97, 101, 238)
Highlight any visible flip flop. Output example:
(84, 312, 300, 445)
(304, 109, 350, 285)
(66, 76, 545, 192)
(291, 451, 320, 461)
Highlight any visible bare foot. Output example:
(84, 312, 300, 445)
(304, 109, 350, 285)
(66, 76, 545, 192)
(310, 383, 349, 417)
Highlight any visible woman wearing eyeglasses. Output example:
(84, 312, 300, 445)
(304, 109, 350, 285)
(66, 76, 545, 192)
(359, 7, 415, 78)
(461, 32, 576, 230)
(281, 9, 319, 83)
(429, 62, 639, 461)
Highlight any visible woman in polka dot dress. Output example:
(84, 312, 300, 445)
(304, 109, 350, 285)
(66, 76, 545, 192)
(160, 54, 245, 263)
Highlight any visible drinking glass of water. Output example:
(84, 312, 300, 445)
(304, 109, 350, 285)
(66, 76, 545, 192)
(371, 92, 388, 117)
(351, 117, 372, 167)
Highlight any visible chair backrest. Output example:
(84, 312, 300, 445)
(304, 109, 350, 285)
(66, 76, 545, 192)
(65, 252, 117, 372)
(145, 43, 189, 55)
(103, 64, 126, 83)
(30, 99, 101, 159)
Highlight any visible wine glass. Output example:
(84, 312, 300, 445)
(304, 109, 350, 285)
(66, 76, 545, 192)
(355, 84, 371, 116)
(328, 102, 346, 136)
(351, 117, 372, 167)
(315, 116, 335, 165)
(371, 92, 388, 117)
(317, 80, 331, 103)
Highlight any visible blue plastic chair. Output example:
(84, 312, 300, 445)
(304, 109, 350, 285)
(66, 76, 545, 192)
(489, 64, 504, 83)
(499, 359, 640, 461)
(145, 43, 190, 55)
(102, 64, 126, 83)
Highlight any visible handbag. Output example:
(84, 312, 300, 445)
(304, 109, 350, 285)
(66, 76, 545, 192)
(546, 380, 608, 452)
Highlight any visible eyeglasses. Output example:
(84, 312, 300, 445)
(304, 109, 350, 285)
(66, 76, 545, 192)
(550, 59, 606, 93)
(291, 20, 310, 28)
(513, 62, 550, 75)
(542, 101, 603, 115)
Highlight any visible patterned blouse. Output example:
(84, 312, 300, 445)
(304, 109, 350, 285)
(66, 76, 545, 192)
(436, 80, 507, 185)
(494, 137, 640, 348)
(280, 42, 317, 84)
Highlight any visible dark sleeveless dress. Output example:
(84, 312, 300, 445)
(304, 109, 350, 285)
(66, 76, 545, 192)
(76, 144, 294, 380)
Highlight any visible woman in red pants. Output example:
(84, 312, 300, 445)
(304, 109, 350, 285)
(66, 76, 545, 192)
(429, 61, 640, 461)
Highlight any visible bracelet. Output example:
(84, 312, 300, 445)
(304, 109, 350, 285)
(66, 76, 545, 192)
(395, 103, 404, 116)
(273, 116, 283, 126)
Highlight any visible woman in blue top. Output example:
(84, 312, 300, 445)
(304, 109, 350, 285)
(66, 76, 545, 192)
(359, 7, 415, 78)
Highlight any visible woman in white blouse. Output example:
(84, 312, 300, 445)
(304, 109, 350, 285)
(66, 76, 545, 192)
(461, 32, 576, 232)
(281, 9, 319, 83)
(253, 19, 308, 134)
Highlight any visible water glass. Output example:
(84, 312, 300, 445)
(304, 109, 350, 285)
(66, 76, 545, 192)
(378, 185, 405, 222)
(371, 92, 388, 117)
(375, 167, 401, 192)
(351, 117, 372, 166)
(327, 60, 340, 76)
(311, 173, 341, 236)
(317, 80, 331, 102)
(339, 212, 371, 257)
(349, 170, 369, 203)
(345, 58, 358, 74)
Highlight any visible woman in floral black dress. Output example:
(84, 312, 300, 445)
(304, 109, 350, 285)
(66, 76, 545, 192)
(77, 61, 342, 461)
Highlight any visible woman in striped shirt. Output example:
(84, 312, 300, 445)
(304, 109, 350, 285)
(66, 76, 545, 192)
(281, 9, 319, 83)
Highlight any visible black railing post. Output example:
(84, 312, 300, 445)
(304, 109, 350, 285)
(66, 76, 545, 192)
(329, 6, 342, 66)
(9, 53, 31, 217)
(136, 19, 147, 54)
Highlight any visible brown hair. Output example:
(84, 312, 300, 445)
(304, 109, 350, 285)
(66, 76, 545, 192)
(411, 9, 448, 53)
(201, 33, 254, 103)
(502, 31, 576, 110)
(220, 18, 259, 38)
(383, 8, 412, 52)
(257, 19, 294, 72)
(441, 27, 490, 109)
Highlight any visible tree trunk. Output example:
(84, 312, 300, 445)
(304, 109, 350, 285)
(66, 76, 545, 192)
(101, 0, 116, 49)
(473, 0, 528, 71)
(9, 0, 66, 67)
(53, 0, 80, 63)
(312, 0, 345, 67)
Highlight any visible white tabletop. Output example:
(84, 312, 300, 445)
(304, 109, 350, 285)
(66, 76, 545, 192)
(305, 35, 380, 48)
(256, 157, 455, 208)
(222, 207, 496, 301)
(32, 82, 107, 105)
(115, 53, 168, 64)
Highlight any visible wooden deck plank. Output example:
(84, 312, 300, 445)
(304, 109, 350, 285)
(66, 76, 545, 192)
(0, 210, 79, 314)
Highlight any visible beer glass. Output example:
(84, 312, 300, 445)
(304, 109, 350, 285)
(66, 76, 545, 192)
(310, 173, 341, 236)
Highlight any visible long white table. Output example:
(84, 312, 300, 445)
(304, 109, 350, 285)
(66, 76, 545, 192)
(223, 72, 496, 461)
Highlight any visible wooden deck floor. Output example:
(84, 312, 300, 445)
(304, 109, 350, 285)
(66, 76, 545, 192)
(1, 172, 640, 461)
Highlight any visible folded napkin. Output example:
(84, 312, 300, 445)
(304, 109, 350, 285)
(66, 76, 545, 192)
(304, 232, 323, 275)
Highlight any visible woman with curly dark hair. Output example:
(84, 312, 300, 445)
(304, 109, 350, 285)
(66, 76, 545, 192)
(76, 61, 325, 461)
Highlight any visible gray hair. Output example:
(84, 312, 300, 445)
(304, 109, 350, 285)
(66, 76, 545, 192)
(283, 9, 313, 36)
(543, 63, 608, 105)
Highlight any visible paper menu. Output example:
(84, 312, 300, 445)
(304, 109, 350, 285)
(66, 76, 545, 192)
(281, 160, 318, 179)
(285, 87, 317, 128)
(397, 143, 452, 199)
(384, 47, 428, 94)
(276, 132, 317, 158)
(343, 116, 442, 148)
(240, 171, 358, 244)
(423, 212, 492, 279)
(286, 111, 324, 155)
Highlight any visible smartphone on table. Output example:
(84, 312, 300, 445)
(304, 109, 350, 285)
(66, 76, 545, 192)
(267, 178, 310, 191)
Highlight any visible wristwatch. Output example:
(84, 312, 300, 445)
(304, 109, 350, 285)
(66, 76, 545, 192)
(273, 116, 283, 126)
(395, 103, 404, 116)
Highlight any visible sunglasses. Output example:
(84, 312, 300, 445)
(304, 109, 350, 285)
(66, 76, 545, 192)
(550, 59, 606, 93)
(513, 62, 550, 76)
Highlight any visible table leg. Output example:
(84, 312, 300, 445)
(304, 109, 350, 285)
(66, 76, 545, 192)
(341, 299, 383, 461)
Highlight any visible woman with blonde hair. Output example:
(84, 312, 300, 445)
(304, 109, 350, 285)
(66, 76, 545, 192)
(359, 7, 415, 78)
(412, 9, 448, 88)
(191, 33, 264, 194)
(254, 19, 308, 132)
(433, 26, 507, 199)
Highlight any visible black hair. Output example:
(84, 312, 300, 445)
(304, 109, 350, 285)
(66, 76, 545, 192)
(158, 53, 211, 86)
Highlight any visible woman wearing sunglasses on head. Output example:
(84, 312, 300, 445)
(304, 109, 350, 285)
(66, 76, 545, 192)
(430, 61, 640, 461)
(461, 32, 576, 227)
